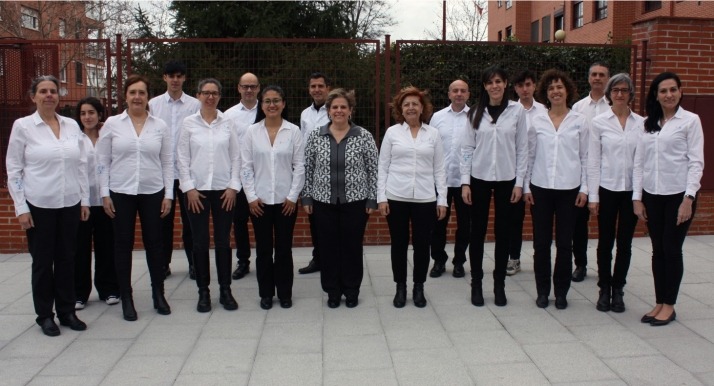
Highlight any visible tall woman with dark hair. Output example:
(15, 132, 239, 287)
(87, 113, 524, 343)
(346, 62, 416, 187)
(96, 74, 174, 321)
(524, 69, 589, 310)
(241, 85, 305, 310)
(460, 67, 528, 307)
(74, 97, 120, 310)
(634, 72, 704, 326)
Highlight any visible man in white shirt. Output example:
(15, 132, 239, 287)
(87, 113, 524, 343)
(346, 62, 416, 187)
(225, 72, 260, 280)
(429, 79, 471, 279)
(571, 62, 610, 283)
(507, 70, 547, 276)
(298, 72, 331, 274)
(148, 61, 200, 280)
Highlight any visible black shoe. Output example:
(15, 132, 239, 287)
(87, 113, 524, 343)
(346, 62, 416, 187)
(555, 296, 568, 309)
(494, 286, 507, 307)
(452, 264, 465, 278)
(471, 282, 484, 307)
(572, 266, 586, 282)
(393, 283, 407, 308)
(298, 259, 320, 274)
(122, 295, 138, 321)
(429, 262, 446, 278)
(38, 318, 60, 337)
(327, 297, 340, 308)
(219, 287, 238, 311)
(641, 314, 656, 323)
(232, 262, 250, 280)
(189, 265, 196, 280)
(650, 311, 676, 326)
(197, 288, 211, 313)
(58, 313, 87, 331)
(536, 295, 549, 308)
(596, 286, 611, 312)
(280, 299, 292, 309)
(345, 296, 358, 308)
(152, 288, 171, 315)
(260, 297, 273, 310)
(610, 288, 625, 313)
(164, 266, 172, 278)
(413, 283, 427, 308)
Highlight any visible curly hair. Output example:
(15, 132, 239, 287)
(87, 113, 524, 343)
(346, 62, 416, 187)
(391, 86, 433, 124)
(535, 69, 578, 109)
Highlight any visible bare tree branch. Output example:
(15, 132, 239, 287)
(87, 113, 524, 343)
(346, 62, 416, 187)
(425, 0, 488, 41)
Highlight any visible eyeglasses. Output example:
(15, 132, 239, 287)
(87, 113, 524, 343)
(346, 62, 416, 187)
(200, 91, 220, 97)
(239, 84, 259, 90)
(263, 98, 283, 105)
(611, 88, 630, 95)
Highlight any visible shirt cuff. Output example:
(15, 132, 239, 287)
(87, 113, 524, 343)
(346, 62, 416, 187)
(632, 191, 642, 201)
(180, 180, 195, 193)
(589, 194, 599, 203)
(15, 204, 30, 217)
(101, 187, 110, 197)
(460, 175, 471, 185)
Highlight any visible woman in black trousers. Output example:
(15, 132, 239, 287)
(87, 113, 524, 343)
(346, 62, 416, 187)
(633, 72, 704, 326)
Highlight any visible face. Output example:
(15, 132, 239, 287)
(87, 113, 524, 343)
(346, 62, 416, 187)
(126, 81, 149, 112)
(32, 80, 59, 110)
(484, 75, 507, 104)
(609, 81, 631, 107)
(588, 65, 609, 94)
(309, 77, 329, 105)
(261, 90, 285, 118)
(163, 72, 186, 94)
(547, 79, 568, 107)
(448, 80, 469, 109)
(198, 82, 221, 110)
(401, 95, 423, 124)
(80, 104, 100, 130)
(328, 97, 352, 125)
(238, 73, 260, 104)
(515, 79, 536, 102)
(656, 79, 681, 111)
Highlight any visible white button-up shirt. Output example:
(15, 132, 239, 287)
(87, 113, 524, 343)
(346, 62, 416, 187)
(241, 120, 305, 204)
(572, 93, 610, 121)
(525, 110, 589, 194)
(460, 101, 528, 187)
(632, 107, 704, 200)
(377, 122, 447, 206)
(519, 100, 547, 128)
(587, 109, 644, 202)
(430, 104, 470, 187)
(83, 135, 103, 207)
(300, 103, 329, 142)
(96, 111, 174, 199)
(6, 112, 89, 216)
(225, 101, 258, 143)
(148, 91, 200, 176)
(177, 110, 241, 193)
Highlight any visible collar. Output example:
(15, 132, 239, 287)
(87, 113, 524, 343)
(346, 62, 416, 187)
(163, 91, 188, 103)
(587, 92, 608, 105)
(400, 121, 425, 131)
(318, 123, 361, 138)
(448, 104, 470, 114)
(31, 111, 61, 126)
(238, 101, 258, 111)
(312, 103, 326, 112)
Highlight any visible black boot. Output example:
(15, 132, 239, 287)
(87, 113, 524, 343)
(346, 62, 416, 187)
(471, 281, 484, 307)
(413, 283, 427, 308)
(494, 282, 507, 307)
(610, 287, 625, 313)
(393, 282, 407, 308)
(596, 285, 611, 312)
(152, 286, 171, 315)
(219, 287, 238, 311)
(197, 288, 211, 313)
(122, 293, 137, 321)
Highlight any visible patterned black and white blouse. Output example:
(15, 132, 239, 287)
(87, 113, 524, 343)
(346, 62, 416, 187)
(301, 123, 378, 208)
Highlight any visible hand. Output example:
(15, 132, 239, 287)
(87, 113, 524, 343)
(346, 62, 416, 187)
(186, 189, 205, 214)
(379, 202, 390, 216)
(103, 197, 116, 218)
(18, 213, 34, 230)
(281, 200, 296, 216)
(436, 205, 447, 220)
(366, 207, 374, 214)
(633, 200, 647, 222)
(524, 193, 534, 205)
(221, 188, 237, 211)
(677, 198, 693, 225)
(462, 185, 472, 205)
(510, 186, 523, 203)
(249, 199, 264, 217)
(160, 198, 173, 218)
(588, 202, 599, 216)
(80, 206, 91, 221)
(303, 205, 313, 215)
(575, 192, 587, 208)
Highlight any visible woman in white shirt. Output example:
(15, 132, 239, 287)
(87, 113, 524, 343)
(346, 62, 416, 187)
(178, 79, 241, 313)
(74, 97, 120, 311)
(524, 69, 589, 310)
(241, 85, 305, 310)
(6, 75, 90, 336)
(96, 74, 174, 321)
(378, 86, 447, 309)
(460, 67, 528, 307)
(587, 74, 644, 313)
(634, 72, 704, 326)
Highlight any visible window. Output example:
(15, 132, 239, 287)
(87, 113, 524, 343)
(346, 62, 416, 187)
(59, 65, 66, 83)
(596, 1, 608, 20)
(87, 29, 103, 59)
(644, 1, 662, 12)
(21, 7, 40, 30)
(505, 26, 513, 39)
(497, 1, 502, 8)
(59, 19, 66, 38)
(531, 20, 540, 42)
(498, 30, 503, 41)
(542, 16, 551, 42)
(86, 64, 106, 98)
(75, 61, 83, 84)
(572, 1, 584, 29)
(554, 12, 564, 32)
(506, 0, 512, 9)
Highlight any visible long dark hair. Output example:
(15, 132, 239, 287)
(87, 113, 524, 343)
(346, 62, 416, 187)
(75, 97, 105, 131)
(254, 85, 289, 123)
(468, 66, 510, 131)
(644, 72, 682, 134)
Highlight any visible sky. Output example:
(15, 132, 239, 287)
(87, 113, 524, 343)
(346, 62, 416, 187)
(383, 0, 444, 40)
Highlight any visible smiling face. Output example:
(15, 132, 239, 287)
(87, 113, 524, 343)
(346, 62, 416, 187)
(79, 103, 100, 130)
(547, 79, 568, 107)
(125, 81, 149, 114)
(656, 79, 681, 113)
(609, 81, 631, 109)
(261, 90, 285, 119)
(484, 75, 507, 105)
(198, 82, 221, 110)
(401, 95, 423, 125)
(309, 77, 329, 105)
(328, 96, 352, 125)
(238, 73, 260, 106)
(32, 80, 59, 111)
(588, 65, 609, 95)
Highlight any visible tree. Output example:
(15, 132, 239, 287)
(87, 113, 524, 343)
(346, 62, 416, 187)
(335, 0, 397, 39)
(425, 0, 488, 41)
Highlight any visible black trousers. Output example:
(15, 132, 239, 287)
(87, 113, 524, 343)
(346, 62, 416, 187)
(469, 178, 515, 284)
(233, 189, 252, 265)
(251, 204, 297, 299)
(26, 202, 81, 322)
(308, 212, 321, 262)
(508, 199, 526, 260)
(162, 179, 193, 268)
(642, 191, 696, 305)
(75, 206, 119, 302)
(186, 190, 234, 289)
(313, 200, 369, 299)
(596, 187, 638, 289)
(431, 187, 470, 266)
(573, 203, 590, 268)
(530, 185, 579, 297)
(111, 190, 165, 294)
(386, 199, 436, 284)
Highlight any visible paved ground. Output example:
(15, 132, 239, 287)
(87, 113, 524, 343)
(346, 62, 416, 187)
(1, 236, 713, 385)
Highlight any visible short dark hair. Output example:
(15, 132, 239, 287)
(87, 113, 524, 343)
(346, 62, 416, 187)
(536, 69, 578, 109)
(75, 96, 105, 130)
(309, 72, 331, 87)
(163, 60, 187, 75)
(391, 86, 433, 124)
(589, 61, 610, 76)
(512, 70, 537, 85)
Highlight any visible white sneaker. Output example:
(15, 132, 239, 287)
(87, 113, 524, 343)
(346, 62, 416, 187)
(105, 296, 120, 305)
(506, 259, 521, 276)
(75, 301, 86, 310)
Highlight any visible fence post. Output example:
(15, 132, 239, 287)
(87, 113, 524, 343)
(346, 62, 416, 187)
(383, 34, 392, 145)
(115, 34, 124, 114)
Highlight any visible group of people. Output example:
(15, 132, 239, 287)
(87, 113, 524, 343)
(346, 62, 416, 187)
(6, 60, 703, 337)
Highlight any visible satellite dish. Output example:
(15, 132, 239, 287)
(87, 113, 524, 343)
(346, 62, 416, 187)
(59, 87, 68, 97)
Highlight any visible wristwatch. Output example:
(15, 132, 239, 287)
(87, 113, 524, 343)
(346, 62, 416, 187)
(685, 194, 695, 200)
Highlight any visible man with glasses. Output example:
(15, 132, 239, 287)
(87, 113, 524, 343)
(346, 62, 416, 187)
(149, 61, 200, 279)
(298, 72, 331, 274)
(225, 73, 260, 280)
